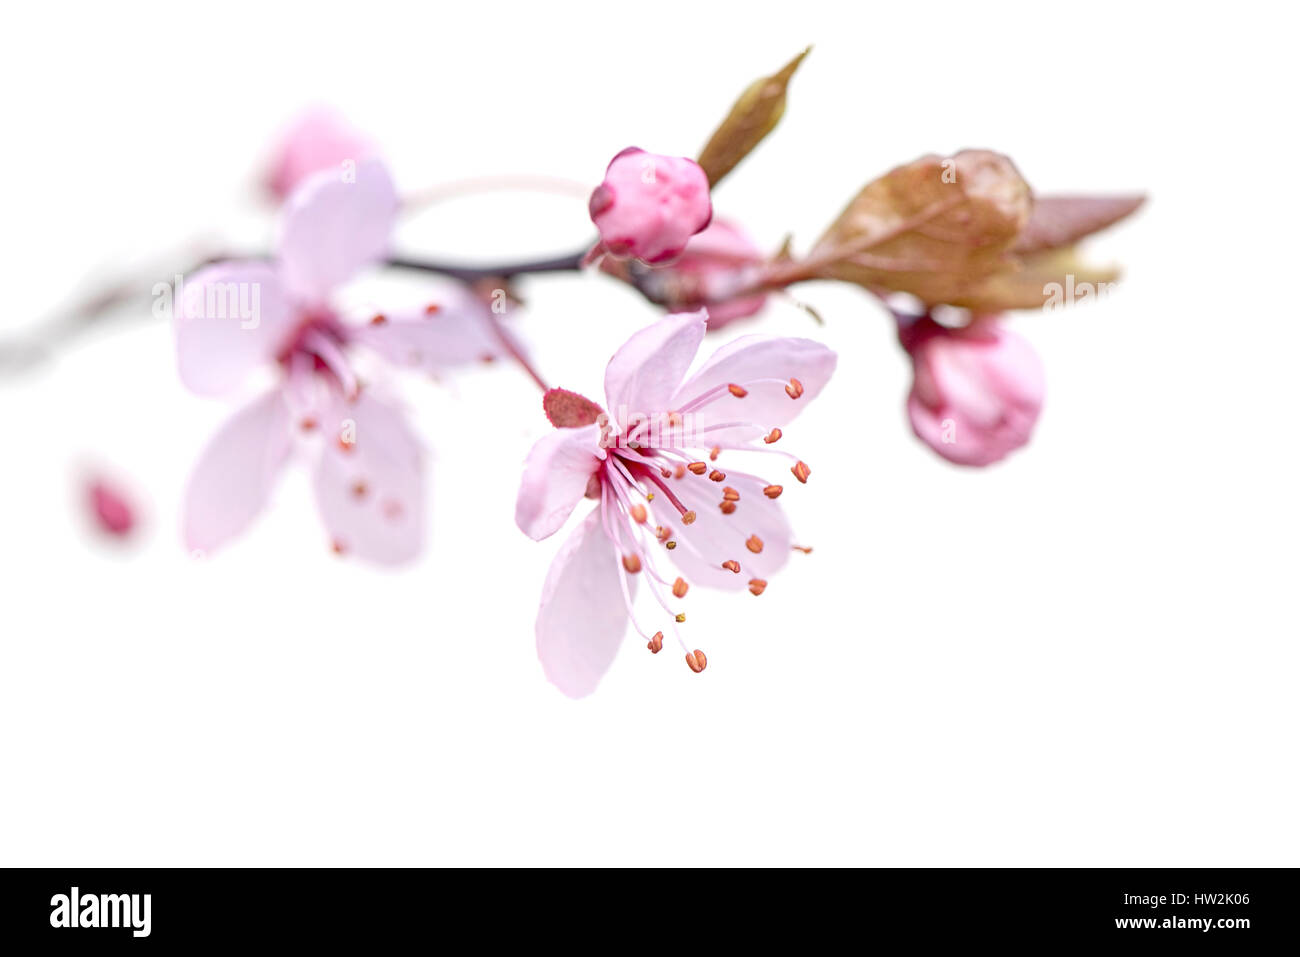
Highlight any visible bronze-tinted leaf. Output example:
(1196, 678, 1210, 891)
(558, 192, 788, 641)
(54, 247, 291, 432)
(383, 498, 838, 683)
(944, 247, 1122, 313)
(1013, 194, 1146, 254)
(809, 149, 1033, 306)
(697, 48, 809, 188)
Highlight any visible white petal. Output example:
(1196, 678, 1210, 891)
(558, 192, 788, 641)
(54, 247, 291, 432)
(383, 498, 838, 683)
(183, 389, 293, 553)
(173, 262, 293, 396)
(671, 335, 837, 443)
(515, 425, 605, 541)
(312, 390, 424, 565)
(536, 508, 632, 698)
(277, 158, 398, 303)
(603, 311, 706, 431)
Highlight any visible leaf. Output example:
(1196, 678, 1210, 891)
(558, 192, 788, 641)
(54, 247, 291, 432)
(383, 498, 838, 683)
(1013, 194, 1146, 254)
(697, 48, 809, 188)
(943, 247, 1122, 313)
(543, 388, 604, 428)
(809, 149, 1033, 306)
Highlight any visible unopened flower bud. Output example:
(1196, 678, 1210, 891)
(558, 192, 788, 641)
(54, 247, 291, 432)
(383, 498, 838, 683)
(589, 147, 712, 265)
(87, 477, 136, 538)
(900, 316, 1045, 467)
(265, 108, 377, 202)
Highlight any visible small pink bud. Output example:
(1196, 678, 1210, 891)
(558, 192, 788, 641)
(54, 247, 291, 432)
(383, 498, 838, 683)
(265, 108, 377, 201)
(87, 478, 136, 538)
(627, 218, 768, 328)
(901, 317, 1045, 467)
(588, 147, 712, 265)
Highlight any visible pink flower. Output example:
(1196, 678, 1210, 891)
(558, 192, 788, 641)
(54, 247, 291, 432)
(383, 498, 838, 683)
(588, 147, 712, 265)
(265, 108, 378, 202)
(176, 159, 503, 562)
(612, 218, 769, 329)
(515, 311, 837, 697)
(900, 316, 1046, 467)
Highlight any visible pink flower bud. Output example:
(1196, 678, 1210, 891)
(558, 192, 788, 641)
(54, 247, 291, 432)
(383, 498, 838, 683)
(265, 108, 377, 201)
(87, 477, 136, 538)
(900, 317, 1045, 467)
(588, 147, 712, 265)
(631, 219, 768, 329)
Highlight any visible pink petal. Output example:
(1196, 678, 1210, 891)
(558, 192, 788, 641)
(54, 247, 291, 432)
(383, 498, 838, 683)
(351, 285, 505, 373)
(665, 469, 792, 591)
(698, 294, 768, 329)
(265, 108, 378, 202)
(183, 389, 293, 553)
(673, 219, 768, 329)
(173, 262, 293, 396)
(277, 158, 398, 304)
(923, 346, 1004, 426)
(536, 508, 632, 698)
(981, 330, 1047, 408)
(311, 390, 424, 565)
(603, 311, 707, 431)
(671, 335, 837, 444)
(908, 326, 1045, 467)
(515, 425, 605, 541)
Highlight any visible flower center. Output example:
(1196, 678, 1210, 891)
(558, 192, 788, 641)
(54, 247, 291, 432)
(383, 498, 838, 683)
(279, 311, 359, 400)
(588, 373, 814, 676)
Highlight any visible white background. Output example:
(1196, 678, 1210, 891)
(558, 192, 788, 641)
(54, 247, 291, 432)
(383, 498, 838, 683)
(1, 1, 1296, 866)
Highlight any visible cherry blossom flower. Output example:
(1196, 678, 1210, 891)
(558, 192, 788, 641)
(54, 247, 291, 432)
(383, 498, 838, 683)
(515, 311, 836, 697)
(588, 148, 712, 264)
(176, 159, 503, 562)
(265, 108, 378, 202)
(899, 315, 1045, 467)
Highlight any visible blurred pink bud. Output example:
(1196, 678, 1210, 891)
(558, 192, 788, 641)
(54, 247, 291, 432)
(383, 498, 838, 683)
(87, 478, 136, 537)
(588, 147, 712, 264)
(265, 108, 377, 201)
(643, 219, 768, 329)
(900, 317, 1045, 467)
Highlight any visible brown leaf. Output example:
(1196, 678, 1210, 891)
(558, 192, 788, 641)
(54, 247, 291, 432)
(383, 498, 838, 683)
(809, 149, 1033, 306)
(943, 247, 1122, 313)
(697, 48, 809, 188)
(1013, 194, 1145, 254)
